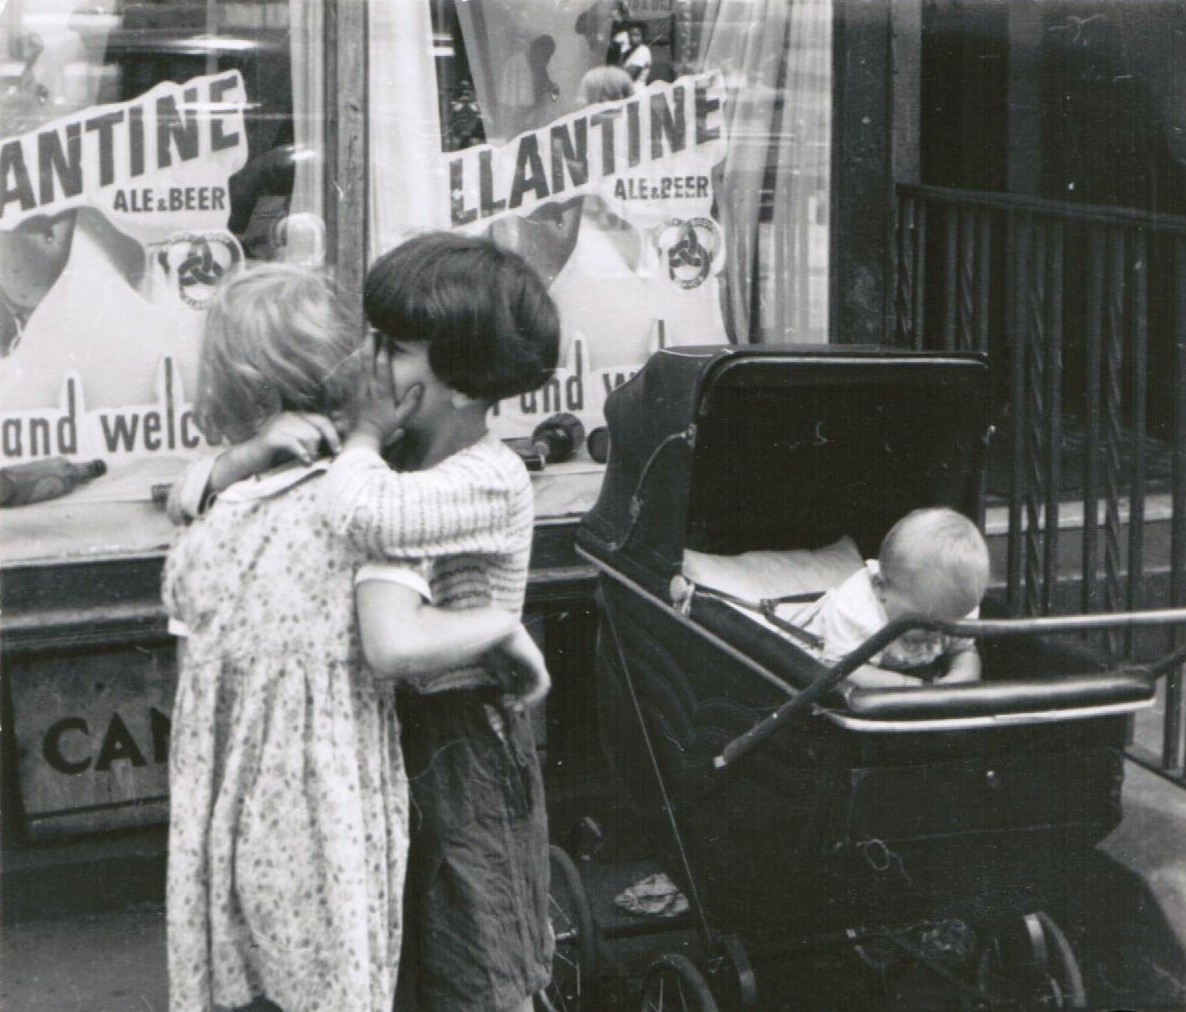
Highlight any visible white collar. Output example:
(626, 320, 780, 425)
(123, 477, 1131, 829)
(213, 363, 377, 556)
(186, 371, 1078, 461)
(218, 459, 329, 503)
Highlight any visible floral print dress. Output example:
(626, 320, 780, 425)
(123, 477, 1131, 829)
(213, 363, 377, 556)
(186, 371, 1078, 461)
(162, 464, 408, 1012)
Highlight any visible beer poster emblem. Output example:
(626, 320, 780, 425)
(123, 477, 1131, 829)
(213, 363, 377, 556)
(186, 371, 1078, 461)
(158, 231, 243, 310)
(655, 216, 719, 289)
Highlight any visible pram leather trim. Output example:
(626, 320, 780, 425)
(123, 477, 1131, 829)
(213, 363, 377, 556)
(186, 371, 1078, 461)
(821, 697, 1153, 732)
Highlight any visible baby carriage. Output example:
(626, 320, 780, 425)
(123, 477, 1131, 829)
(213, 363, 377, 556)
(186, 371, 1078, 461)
(558, 345, 1186, 1011)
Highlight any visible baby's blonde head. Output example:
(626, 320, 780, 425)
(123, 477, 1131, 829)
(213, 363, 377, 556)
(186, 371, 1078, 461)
(195, 263, 363, 444)
(878, 507, 990, 619)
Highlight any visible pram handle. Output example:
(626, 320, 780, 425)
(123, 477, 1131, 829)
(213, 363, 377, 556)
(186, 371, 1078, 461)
(713, 606, 1186, 770)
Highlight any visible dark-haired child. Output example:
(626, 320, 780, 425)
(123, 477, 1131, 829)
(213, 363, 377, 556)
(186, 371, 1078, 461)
(323, 231, 558, 1012)
(162, 262, 551, 1012)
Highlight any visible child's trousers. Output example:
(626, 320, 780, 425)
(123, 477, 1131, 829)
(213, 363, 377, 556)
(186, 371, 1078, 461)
(395, 689, 552, 1012)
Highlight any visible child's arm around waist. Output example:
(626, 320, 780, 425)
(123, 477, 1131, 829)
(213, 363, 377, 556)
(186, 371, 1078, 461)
(355, 564, 549, 704)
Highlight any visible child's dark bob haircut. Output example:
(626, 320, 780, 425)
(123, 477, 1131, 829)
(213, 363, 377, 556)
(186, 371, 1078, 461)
(364, 231, 560, 402)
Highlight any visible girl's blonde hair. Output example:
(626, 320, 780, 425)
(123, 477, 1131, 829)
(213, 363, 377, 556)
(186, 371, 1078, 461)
(194, 262, 363, 443)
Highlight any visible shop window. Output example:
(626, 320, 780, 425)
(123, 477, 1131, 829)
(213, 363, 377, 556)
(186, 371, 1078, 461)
(0, 0, 322, 554)
(368, 0, 831, 444)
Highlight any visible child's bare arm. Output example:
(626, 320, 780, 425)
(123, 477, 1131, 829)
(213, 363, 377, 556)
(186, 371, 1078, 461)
(215, 411, 343, 478)
(357, 578, 514, 676)
(843, 665, 924, 689)
(167, 412, 345, 523)
(356, 578, 550, 705)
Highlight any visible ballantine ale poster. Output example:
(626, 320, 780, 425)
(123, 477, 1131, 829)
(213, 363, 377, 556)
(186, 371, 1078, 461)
(0, 71, 249, 465)
(370, 0, 730, 440)
(452, 71, 729, 436)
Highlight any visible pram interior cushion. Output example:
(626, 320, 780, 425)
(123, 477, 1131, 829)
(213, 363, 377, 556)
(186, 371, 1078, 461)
(682, 536, 864, 604)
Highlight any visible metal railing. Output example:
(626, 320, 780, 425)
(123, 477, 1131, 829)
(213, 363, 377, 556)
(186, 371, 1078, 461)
(892, 183, 1186, 782)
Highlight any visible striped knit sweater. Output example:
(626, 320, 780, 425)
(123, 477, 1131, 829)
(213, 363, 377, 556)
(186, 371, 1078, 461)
(321, 435, 534, 693)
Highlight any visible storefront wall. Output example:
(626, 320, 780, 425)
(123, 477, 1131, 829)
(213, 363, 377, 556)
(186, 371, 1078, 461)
(0, 0, 832, 844)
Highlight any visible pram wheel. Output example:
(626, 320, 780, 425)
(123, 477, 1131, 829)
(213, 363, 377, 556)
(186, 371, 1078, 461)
(536, 844, 597, 1012)
(639, 953, 719, 1012)
(976, 911, 1087, 1009)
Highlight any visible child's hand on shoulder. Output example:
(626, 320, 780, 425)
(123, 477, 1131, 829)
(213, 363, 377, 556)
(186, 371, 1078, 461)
(255, 411, 344, 465)
(209, 411, 344, 495)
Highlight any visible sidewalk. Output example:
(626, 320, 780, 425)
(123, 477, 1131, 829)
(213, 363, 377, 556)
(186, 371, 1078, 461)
(1081, 761, 1186, 1010)
(0, 901, 167, 1012)
(2, 760, 1184, 1011)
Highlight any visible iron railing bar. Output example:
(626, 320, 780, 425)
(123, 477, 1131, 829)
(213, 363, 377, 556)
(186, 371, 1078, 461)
(1042, 220, 1064, 616)
(1126, 230, 1149, 657)
(898, 183, 1186, 234)
(797, 187, 810, 338)
(895, 195, 915, 346)
(976, 211, 991, 353)
(944, 205, 958, 349)
(1007, 211, 1029, 615)
(1024, 223, 1048, 616)
(914, 203, 928, 348)
(1167, 239, 1186, 770)
(1082, 231, 1104, 617)
(958, 208, 975, 350)
(1103, 228, 1127, 657)
(781, 191, 791, 339)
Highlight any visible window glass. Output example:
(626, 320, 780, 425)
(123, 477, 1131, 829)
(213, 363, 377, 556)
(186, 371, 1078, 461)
(368, 0, 830, 444)
(0, 0, 320, 525)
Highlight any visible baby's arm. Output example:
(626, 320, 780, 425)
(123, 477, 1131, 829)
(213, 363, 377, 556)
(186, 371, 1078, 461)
(843, 665, 926, 689)
(937, 640, 982, 683)
(355, 567, 549, 702)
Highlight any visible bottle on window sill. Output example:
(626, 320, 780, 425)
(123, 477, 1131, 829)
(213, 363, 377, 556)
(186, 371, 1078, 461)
(529, 413, 585, 464)
(0, 457, 107, 507)
(504, 413, 587, 470)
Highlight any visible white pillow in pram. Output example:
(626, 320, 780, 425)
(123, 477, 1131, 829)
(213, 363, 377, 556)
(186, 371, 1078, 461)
(682, 536, 864, 603)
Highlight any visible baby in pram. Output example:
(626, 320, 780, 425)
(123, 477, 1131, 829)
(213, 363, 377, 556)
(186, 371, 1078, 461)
(796, 507, 990, 688)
